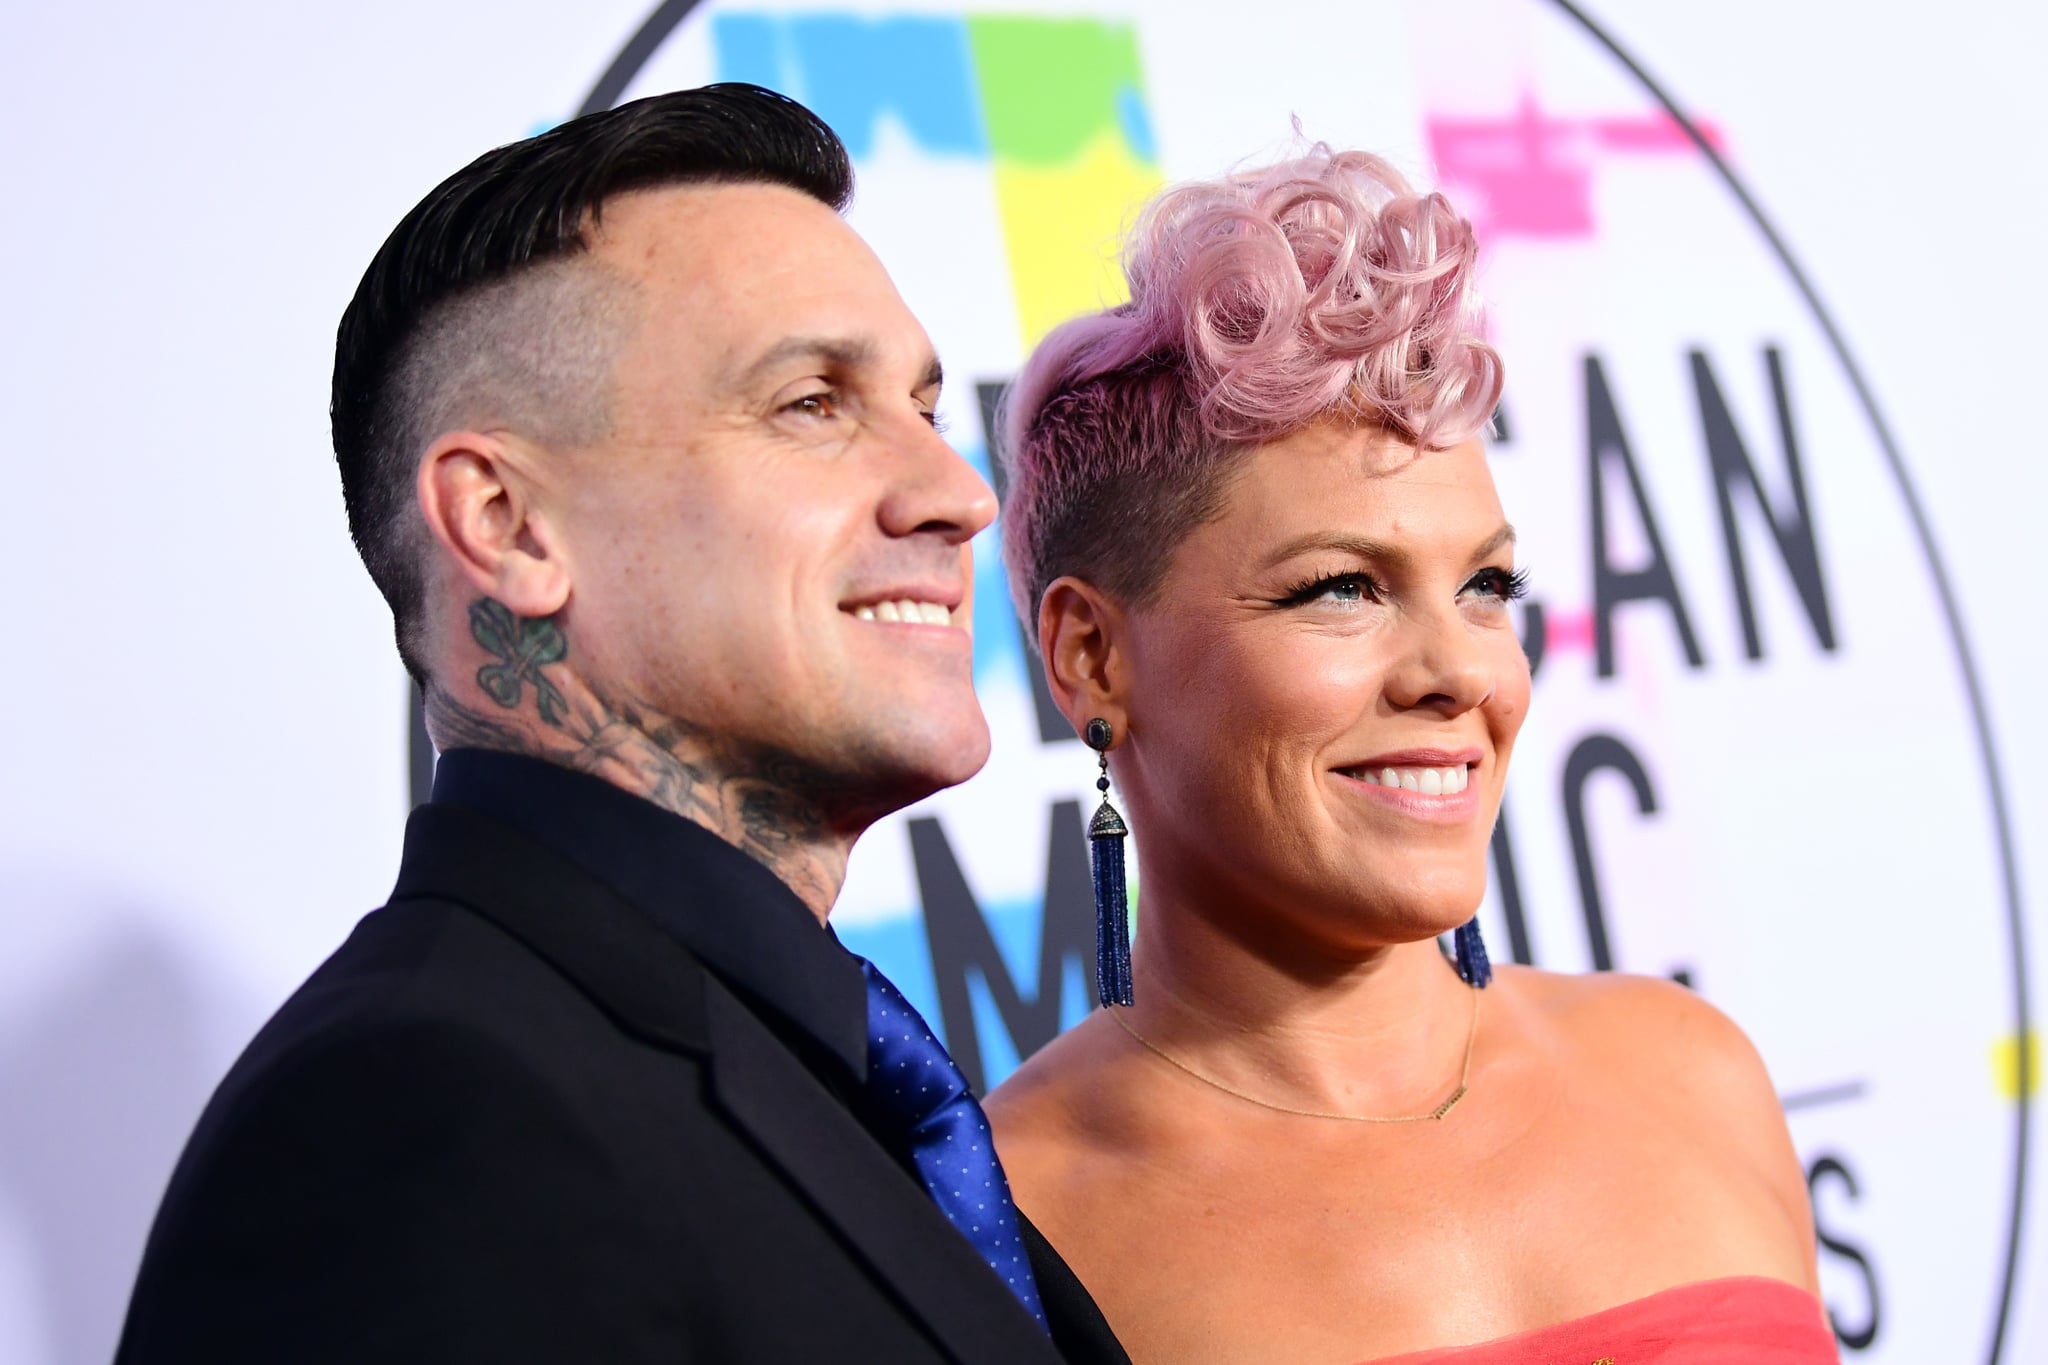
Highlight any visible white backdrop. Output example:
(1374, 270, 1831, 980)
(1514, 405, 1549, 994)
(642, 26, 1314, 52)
(1, 2, 2040, 1362)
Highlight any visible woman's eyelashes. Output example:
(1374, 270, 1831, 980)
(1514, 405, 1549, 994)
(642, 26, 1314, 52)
(1278, 570, 1382, 608)
(1276, 565, 1529, 609)
(1463, 565, 1530, 603)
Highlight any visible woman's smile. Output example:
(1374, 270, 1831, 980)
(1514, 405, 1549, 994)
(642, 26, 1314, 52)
(1333, 746, 1485, 822)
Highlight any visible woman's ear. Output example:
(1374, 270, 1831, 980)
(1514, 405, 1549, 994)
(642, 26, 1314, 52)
(1038, 576, 1130, 743)
(416, 430, 570, 618)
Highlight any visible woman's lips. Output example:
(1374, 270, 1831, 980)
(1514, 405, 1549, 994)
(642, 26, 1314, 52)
(1333, 760, 1482, 821)
(1351, 761, 1470, 796)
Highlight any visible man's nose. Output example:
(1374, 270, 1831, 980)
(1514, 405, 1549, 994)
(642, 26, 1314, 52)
(878, 416, 999, 545)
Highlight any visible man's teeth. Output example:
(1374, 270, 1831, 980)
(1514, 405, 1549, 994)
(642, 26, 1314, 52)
(1359, 765, 1470, 795)
(852, 599, 952, 625)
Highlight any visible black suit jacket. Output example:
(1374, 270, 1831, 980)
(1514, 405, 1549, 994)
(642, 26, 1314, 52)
(117, 796, 1128, 1364)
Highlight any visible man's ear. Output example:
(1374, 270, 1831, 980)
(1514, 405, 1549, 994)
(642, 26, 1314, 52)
(416, 430, 569, 618)
(1037, 576, 1130, 744)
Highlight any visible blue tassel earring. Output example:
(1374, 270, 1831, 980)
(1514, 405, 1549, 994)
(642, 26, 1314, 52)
(1085, 718, 1134, 1007)
(1452, 917, 1493, 988)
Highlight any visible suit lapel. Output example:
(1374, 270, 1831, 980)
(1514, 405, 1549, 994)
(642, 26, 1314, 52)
(701, 978, 1066, 1365)
(389, 804, 1066, 1365)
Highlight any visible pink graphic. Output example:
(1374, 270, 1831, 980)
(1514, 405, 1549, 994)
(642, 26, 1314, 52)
(1426, 91, 1725, 242)
(1544, 607, 1595, 655)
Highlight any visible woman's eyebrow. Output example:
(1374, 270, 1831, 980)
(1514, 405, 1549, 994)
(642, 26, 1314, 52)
(1257, 532, 1397, 570)
(1469, 523, 1517, 561)
(1255, 524, 1514, 571)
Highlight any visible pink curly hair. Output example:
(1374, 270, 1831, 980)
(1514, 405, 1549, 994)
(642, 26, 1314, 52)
(1001, 146, 1503, 632)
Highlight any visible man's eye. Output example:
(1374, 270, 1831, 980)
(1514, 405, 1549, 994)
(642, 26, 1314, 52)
(786, 390, 841, 419)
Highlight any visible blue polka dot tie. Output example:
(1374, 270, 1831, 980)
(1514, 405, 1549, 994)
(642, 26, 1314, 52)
(859, 959, 1048, 1331)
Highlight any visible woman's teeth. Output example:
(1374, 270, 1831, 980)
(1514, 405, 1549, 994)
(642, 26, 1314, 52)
(1359, 765, 1469, 795)
(853, 599, 952, 625)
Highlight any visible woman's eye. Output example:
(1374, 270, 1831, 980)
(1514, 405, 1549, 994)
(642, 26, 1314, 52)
(1464, 566, 1530, 601)
(1281, 573, 1379, 607)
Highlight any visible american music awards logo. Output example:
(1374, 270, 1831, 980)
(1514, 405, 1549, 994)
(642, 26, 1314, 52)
(512, 2, 2031, 1357)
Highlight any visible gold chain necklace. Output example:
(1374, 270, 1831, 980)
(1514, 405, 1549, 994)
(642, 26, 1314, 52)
(1107, 984, 1481, 1123)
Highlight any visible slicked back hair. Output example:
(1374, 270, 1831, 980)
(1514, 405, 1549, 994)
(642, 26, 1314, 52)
(332, 83, 854, 684)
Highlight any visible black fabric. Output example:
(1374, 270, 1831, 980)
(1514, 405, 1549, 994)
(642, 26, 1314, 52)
(115, 771, 1130, 1364)
(428, 747, 869, 1082)
(1024, 1210, 1133, 1365)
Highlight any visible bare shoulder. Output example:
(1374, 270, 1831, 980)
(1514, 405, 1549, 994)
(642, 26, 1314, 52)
(1518, 968, 1779, 1115)
(983, 1009, 1159, 1254)
(984, 1010, 1131, 1158)
(1513, 967, 1814, 1271)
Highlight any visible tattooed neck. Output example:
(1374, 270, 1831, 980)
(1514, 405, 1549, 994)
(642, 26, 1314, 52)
(426, 598, 850, 920)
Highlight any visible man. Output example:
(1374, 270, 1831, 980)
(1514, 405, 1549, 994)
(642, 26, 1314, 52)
(117, 85, 1127, 1364)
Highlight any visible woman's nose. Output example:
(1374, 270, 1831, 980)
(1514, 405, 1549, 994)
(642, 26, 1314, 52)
(1384, 608, 1495, 715)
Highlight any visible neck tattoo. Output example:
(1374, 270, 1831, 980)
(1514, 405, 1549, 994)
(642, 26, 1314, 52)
(1107, 983, 1482, 1124)
(429, 597, 846, 916)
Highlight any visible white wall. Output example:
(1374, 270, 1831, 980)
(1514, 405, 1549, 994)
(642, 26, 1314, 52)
(0, 2, 2036, 1361)
(1600, 5, 2045, 1349)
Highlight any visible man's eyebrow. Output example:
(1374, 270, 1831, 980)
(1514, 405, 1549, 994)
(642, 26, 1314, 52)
(731, 335, 944, 396)
(1259, 523, 1517, 570)
(734, 335, 876, 388)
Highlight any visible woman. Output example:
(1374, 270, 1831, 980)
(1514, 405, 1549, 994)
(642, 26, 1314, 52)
(986, 147, 1835, 1363)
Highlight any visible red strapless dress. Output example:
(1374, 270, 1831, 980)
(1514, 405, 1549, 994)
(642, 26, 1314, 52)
(1358, 1277, 1838, 1364)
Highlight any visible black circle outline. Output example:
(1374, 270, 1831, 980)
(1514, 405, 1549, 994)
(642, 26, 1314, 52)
(579, 3, 2034, 1357)
(579, 0, 702, 117)
(1541, 10, 2029, 1357)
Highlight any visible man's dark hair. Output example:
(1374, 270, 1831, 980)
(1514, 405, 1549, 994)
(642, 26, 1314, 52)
(332, 83, 854, 684)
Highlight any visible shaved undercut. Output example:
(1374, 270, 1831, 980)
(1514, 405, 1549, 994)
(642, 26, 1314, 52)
(330, 84, 854, 685)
